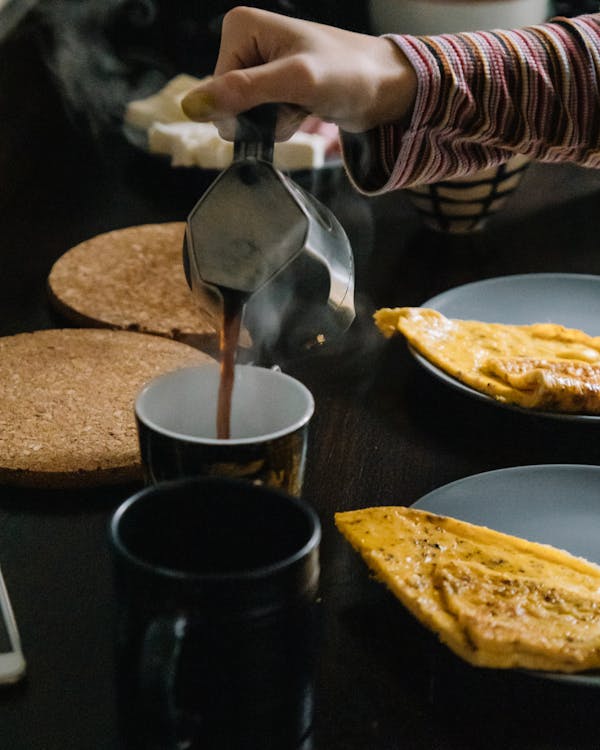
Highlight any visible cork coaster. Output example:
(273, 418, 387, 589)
(0, 328, 211, 488)
(47, 222, 228, 353)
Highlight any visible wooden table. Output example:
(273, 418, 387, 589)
(2, 14, 600, 749)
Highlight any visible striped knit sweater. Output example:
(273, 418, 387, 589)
(341, 13, 600, 193)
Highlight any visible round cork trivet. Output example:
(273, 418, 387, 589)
(0, 328, 212, 488)
(47, 222, 227, 353)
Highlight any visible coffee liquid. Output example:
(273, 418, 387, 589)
(217, 289, 247, 439)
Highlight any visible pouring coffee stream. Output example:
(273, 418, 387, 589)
(183, 104, 355, 438)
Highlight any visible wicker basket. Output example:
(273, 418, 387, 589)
(403, 153, 531, 233)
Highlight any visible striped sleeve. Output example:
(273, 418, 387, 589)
(341, 14, 600, 194)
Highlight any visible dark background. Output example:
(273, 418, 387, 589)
(2, 2, 600, 749)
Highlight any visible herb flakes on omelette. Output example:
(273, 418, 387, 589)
(335, 506, 600, 673)
(374, 307, 600, 413)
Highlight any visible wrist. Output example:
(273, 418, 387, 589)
(372, 37, 418, 127)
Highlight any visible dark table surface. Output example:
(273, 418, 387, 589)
(3, 15, 600, 750)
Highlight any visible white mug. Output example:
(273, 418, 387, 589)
(135, 364, 314, 495)
(369, 0, 550, 36)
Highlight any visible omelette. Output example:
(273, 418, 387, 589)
(335, 506, 600, 673)
(374, 307, 600, 413)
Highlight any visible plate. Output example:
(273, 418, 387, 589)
(413, 272, 600, 422)
(413, 463, 600, 686)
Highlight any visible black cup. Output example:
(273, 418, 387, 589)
(109, 477, 321, 750)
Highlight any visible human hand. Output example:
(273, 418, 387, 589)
(181, 6, 417, 141)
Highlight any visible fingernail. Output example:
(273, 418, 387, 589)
(181, 91, 216, 120)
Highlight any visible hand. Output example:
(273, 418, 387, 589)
(181, 6, 417, 141)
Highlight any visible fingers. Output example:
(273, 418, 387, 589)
(180, 6, 418, 138)
(212, 6, 279, 76)
(182, 53, 312, 116)
(181, 59, 313, 141)
(212, 105, 307, 143)
(181, 67, 273, 121)
(181, 6, 320, 140)
(181, 78, 307, 142)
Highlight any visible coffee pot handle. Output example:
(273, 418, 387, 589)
(139, 614, 192, 750)
(233, 103, 277, 163)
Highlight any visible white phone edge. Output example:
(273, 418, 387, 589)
(0, 565, 25, 684)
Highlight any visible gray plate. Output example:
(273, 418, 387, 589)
(413, 272, 600, 422)
(413, 464, 600, 686)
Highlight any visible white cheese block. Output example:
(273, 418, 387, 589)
(148, 122, 327, 170)
(125, 73, 201, 129)
(148, 122, 232, 168)
(127, 74, 332, 170)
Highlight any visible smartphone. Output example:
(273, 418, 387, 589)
(0, 565, 25, 684)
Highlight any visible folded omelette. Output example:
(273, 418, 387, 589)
(374, 307, 600, 413)
(335, 506, 600, 673)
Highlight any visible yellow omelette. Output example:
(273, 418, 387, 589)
(335, 506, 600, 673)
(374, 307, 600, 413)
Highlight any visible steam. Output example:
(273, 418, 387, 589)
(31, 0, 304, 139)
(35, 0, 170, 137)
(0, 0, 40, 41)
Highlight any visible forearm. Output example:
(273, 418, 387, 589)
(342, 14, 600, 193)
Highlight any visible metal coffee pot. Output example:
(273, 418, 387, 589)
(183, 105, 355, 358)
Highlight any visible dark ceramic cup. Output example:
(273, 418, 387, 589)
(135, 364, 314, 496)
(109, 476, 321, 750)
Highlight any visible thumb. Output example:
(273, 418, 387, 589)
(181, 60, 304, 122)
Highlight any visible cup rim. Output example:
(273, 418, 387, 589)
(135, 364, 315, 445)
(109, 477, 321, 582)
